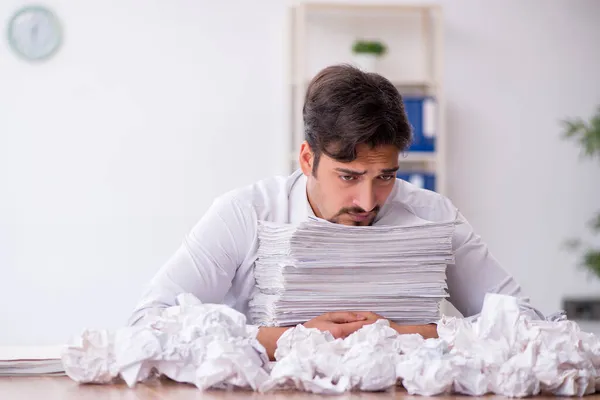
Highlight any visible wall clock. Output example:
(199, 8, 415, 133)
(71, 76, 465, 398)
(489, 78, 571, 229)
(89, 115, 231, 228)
(7, 6, 62, 62)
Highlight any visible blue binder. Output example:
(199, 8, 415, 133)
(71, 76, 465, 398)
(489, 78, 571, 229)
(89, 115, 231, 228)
(403, 96, 436, 152)
(397, 172, 436, 192)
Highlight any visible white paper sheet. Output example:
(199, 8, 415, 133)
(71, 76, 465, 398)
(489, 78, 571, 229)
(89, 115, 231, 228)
(0, 345, 65, 376)
(249, 219, 455, 327)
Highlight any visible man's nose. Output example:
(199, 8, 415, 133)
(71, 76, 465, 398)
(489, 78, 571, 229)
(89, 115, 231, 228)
(353, 184, 377, 212)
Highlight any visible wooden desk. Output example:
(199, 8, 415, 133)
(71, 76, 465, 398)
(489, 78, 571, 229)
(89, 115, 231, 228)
(1, 376, 599, 399)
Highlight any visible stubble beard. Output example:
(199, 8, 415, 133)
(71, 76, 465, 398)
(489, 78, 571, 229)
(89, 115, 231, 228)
(327, 206, 380, 226)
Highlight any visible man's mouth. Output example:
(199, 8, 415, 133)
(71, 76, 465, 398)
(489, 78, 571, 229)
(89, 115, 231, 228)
(348, 211, 373, 222)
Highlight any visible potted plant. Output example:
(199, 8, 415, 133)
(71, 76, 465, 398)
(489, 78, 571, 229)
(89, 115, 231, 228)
(562, 105, 600, 279)
(351, 39, 387, 72)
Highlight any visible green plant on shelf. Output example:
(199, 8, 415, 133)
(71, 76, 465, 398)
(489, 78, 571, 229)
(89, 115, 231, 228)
(352, 39, 387, 57)
(562, 105, 600, 279)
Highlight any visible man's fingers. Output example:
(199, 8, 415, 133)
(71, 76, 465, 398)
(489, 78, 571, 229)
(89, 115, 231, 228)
(324, 312, 367, 323)
(353, 311, 381, 320)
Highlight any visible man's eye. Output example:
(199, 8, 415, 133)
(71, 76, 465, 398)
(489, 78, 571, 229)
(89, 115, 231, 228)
(380, 174, 395, 181)
(340, 175, 356, 181)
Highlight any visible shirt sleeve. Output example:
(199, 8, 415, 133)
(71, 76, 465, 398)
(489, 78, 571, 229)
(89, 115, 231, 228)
(446, 210, 545, 319)
(127, 194, 255, 326)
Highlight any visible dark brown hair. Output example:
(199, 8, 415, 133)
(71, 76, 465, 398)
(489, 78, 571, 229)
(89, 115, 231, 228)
(303, 64, 412, 171)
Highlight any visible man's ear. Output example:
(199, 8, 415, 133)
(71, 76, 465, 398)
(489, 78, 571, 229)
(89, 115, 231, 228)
(298, 141, 313, 176)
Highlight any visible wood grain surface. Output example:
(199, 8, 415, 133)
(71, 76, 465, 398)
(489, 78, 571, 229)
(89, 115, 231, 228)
(1, 376, 599, 399)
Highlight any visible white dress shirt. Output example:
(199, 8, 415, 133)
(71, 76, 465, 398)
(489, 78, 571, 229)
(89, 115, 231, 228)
(128, 169, 542, 326)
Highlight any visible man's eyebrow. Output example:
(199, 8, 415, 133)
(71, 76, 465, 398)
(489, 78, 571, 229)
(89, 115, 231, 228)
(381, 166, 400, 173)
(335, 168, 366, 175)
(334, 167, 400, 175)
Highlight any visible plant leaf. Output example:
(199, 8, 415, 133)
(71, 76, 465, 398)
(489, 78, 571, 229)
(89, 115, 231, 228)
(561, 106, 600, 281)
(582, 249, 600, 279)
(561, 107, 600, 160)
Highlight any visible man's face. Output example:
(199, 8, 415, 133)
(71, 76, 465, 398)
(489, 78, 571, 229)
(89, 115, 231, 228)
(301, 143, 399, 226)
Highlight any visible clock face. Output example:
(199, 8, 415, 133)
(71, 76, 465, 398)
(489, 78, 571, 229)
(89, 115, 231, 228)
(7, 6, 62, 61)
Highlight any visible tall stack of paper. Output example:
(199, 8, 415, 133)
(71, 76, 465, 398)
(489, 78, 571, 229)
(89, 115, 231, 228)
(249, 219, 455, 327)
(0, 346, 65, 376)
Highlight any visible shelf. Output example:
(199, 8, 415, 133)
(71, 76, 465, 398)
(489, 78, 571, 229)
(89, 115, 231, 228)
(289, 1, 445, 193)
(289, 150, 436, 163)
(300, 2, 441, 14)
(290, 79, 437, 101)
(291, 79, 436, 88)
(399, 152, 437, 163)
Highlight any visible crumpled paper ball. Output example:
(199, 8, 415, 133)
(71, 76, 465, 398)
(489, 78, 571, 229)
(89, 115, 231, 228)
(62, 293, 600, 397)
(263, 293, 600, 396)
(62, 293, 270, 390)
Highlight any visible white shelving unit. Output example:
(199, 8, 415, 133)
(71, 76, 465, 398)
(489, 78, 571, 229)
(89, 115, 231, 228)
(288, 1, 447, 195)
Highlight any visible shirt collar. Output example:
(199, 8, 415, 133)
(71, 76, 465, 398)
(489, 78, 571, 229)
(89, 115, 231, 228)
(288, 169, 312, 224)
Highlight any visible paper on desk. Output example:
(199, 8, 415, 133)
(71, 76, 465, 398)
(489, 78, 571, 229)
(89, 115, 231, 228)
(0, 345, 65, 376)
(260, 319, 399, 394)
(61, 293, 270, 390)
(61, 292, 600, 397)
(262, 293, 600, 396)
(250, 219, 455, 328)
(426, 293, 600, 397)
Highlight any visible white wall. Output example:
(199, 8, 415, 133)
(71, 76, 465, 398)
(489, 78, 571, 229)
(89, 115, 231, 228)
(440, 0, 600, 316)
(1, 0, 598, 345)
(0, 0, 289, 345)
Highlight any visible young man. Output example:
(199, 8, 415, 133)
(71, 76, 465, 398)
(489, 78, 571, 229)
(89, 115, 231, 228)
(128, 64, 541, 359)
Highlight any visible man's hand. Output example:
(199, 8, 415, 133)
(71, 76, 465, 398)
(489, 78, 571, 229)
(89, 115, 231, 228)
(257, 312, 375, 361)
(303, 311, 374, 339)
(354, 311, 439, 339)
(256, 311, 438, 362)
(257, 326, 291, 361)
(353, 311, 386, 322)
